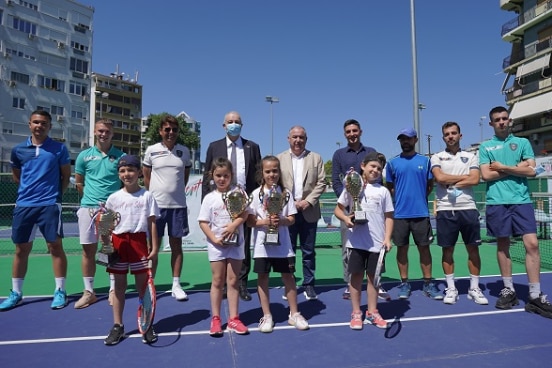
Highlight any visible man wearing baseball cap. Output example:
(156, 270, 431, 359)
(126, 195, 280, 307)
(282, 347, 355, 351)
(386, 128, 441, 300)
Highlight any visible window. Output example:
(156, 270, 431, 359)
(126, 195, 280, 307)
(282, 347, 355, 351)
(70, 41, 89, 53)
(12, 17, 37, 35)
(69, 80, 87, 96)
(51, 105, 64, 115)
(10, 71, 30, 84)
(36, 105, 50, 113)
(71, 109, 85, 119)
(38, 75, 65, 92)
(18, 1, 38, 11)
(12, 98, 25, 109)
(70, 57, 89, 73)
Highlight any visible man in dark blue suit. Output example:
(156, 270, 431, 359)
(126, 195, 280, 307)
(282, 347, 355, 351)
(202, 111, 262, 301)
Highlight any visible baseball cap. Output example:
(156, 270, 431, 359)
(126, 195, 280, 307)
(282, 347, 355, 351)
(363, 152, 380, 163)
(117, 155, 140, 169)
(397, 127, 417, 140)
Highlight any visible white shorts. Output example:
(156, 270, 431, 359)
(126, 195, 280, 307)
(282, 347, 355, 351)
(77, 207, 99, 245)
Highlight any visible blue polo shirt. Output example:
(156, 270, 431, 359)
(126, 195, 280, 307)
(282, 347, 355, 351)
(332, 144, 376, 198)
(75, 145, 125, 207)
(10, 136, 71, 206)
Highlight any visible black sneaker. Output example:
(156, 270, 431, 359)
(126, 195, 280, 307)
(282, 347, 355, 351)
(303, 285, 318, 300)
(104, 324, 124, 346)
(525, 293, 552, 319)
(142, 327, 158, 344)
(495, 288, 519, 310)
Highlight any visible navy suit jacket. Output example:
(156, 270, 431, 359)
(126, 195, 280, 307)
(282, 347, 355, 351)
(201, 136, 262, 200)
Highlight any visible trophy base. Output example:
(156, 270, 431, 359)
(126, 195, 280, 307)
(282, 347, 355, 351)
(264, 232, 280, 245)
(96, 251, 119, 267)
(353, 210, 368, 224)
(222, 232, 239, 246)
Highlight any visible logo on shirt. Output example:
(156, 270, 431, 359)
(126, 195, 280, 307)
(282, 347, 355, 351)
(83, 156, 101, 162)
(461, 157, 468, 163)
(509, 143, 518, 151)
(109, 155, 117, 162)
(176, 150, 183, 157)
(151, 150, 169, 157)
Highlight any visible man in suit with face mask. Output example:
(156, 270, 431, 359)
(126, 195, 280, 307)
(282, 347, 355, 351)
(202, 111, 262, 301)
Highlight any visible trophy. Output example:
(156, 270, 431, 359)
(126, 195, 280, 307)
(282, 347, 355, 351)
(262, 184, 290, 245)
(344, 167, 367, 224)
(222, 185, 251, 246)
(90, 203, 121, 266)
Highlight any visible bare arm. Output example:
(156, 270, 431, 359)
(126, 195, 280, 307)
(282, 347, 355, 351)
(60, 164, 71, 194)
(142, 166, 152, 190)
(12, 168, 21, 186)
(75, 173, 84, 196)
(481, 159, 536, 181)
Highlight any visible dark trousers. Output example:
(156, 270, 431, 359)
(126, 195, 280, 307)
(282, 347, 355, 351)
(289, 212, 317, 286)
(239, 225, 252, 285)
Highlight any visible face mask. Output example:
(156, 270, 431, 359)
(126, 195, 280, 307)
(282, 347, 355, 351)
(447, 186, 462, 202)
(226, 123, 242, 137)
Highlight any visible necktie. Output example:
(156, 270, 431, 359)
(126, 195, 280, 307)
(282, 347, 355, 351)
(230, 142, 237, 184)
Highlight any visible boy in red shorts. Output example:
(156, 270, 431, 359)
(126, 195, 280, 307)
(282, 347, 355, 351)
(102, 155, 161, 345)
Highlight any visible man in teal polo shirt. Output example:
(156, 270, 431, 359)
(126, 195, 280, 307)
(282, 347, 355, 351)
(74, 119, 125, 309)
(480, 106, 552, 318)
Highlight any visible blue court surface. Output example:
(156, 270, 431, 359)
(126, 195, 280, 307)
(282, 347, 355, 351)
(1, 273, 552, 368)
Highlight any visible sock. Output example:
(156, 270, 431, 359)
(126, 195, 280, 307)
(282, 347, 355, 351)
(528, 282, 541, 300)
(172, 277, 180, 288)
(109, 274, 115, 291)
(445, 274, 455, 289)
(423, 278, 431, 285)
(83, 277, 94, 292)
(502, 277, 514, 291)
(55, 277, 65, 291)
(12, 278, 24, 294)
(470, 274, 480, 290)
(401, 278, 408, 283)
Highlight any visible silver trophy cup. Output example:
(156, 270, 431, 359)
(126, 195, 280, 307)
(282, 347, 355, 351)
(263, 184, 290, 245)
(90, 204, 121, 266)
(222, 185, 251, 246)
(344, 168, 367, 224)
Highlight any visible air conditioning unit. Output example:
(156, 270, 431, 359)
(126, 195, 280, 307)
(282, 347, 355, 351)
(56, 115, 64, 122)
(28, 34, 35, 40)
(82, 94, 89, 102)
(57, 42, 65, 49)
(8, 80, 16, 87)
(83, 74, 89, 79)
(3, 52, 10, 59)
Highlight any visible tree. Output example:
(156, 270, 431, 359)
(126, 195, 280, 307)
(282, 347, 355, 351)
(142, 112, 200, 150)
(324, 159, 332, 188)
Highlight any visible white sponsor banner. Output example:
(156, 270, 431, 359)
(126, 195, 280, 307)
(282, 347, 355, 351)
(162, 174, 207, 250)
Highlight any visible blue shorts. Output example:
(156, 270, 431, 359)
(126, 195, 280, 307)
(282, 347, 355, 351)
(12, 204, 64, 244)
(156, 208, 189, 238)
(436, 209, 481, 247)
(392, 217, 433, 247)
(486, 203, 537, 238)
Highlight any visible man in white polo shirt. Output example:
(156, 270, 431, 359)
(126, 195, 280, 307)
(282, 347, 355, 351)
(143, 114, 192, 301)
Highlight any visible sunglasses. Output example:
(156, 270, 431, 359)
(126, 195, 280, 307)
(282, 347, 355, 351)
(163, 128, 178, 133)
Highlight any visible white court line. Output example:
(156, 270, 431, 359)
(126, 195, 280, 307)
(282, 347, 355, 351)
(0, 307, 525, 346)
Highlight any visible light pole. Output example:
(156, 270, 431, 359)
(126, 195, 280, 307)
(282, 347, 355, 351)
(265, 96, 279, 154)
(479, 116, 486, 143)
(426, 134, 432, 155)
(410, 0, 421, 152)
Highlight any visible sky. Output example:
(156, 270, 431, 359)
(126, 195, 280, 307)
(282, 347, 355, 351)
(83, 0, 514, 163)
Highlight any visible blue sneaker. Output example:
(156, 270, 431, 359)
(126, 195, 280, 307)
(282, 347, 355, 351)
(0, 290, 23, 311)
(398, 282, 411, 299)
(51, 289, 68, 310)
(423, 282, 444, 300)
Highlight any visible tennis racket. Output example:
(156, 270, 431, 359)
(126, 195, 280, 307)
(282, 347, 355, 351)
(373, 247, 386, 289)
(137, 264, 156, 335)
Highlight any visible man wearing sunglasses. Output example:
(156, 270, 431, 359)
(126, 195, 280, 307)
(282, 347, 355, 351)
(143, 114, 192, 301)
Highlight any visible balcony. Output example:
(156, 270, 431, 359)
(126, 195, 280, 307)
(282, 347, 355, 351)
(501, 0, 552, 41)
(503, 38, 552, 70)
(500, 0, 523, 12)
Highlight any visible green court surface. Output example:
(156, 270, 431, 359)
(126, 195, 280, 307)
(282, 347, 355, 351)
(0, 240, 537, 297)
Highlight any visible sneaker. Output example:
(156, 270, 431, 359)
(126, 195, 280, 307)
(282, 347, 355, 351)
(398, 282, 411, 299)
(258, 314, 274, 333)
(378, 286, 391, 301)
(209, 316, 223, 336)
(108, 289, 115, 306)
(227, 316, 249, 334)
(423, 282, 444, 300)
(288, 312, 309, 330)
(171, 286, 189, 301)
(525, 293, 552, 318)
(0, 290, 23, 311)
(282, 288, 288, 301)
(365, 310, 388, 329)
(443, 288, 459, 305)
(142, 327, 158, 344)
(51, 289, 68, 310)
(74, 290, 97, 309)
(495, 288, 519, 310)
(468, 288, 489, 305)
(303, 285, 318, 300)
(350, 311, 363, 330)
(342, 288, 351, 300)
(104, 324, 124, 346)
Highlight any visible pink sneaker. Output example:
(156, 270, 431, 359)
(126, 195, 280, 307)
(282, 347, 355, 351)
(227, 316, 249, 335)
(365, 310, 388, 329)
(350, 311, 363, 330)
(210, 316, 223, 336)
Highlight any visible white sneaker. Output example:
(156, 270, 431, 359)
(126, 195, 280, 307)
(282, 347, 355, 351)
(443, 288, 459, 304)
(288, 312, 309, 330)
(171, 286, 189, 301)
(378, 286, 391, 301)
(468, 288, 489, 305)
(258, 314, 274, 333)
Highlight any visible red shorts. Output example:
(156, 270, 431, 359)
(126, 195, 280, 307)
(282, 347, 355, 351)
(107, 232, 149, 275)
